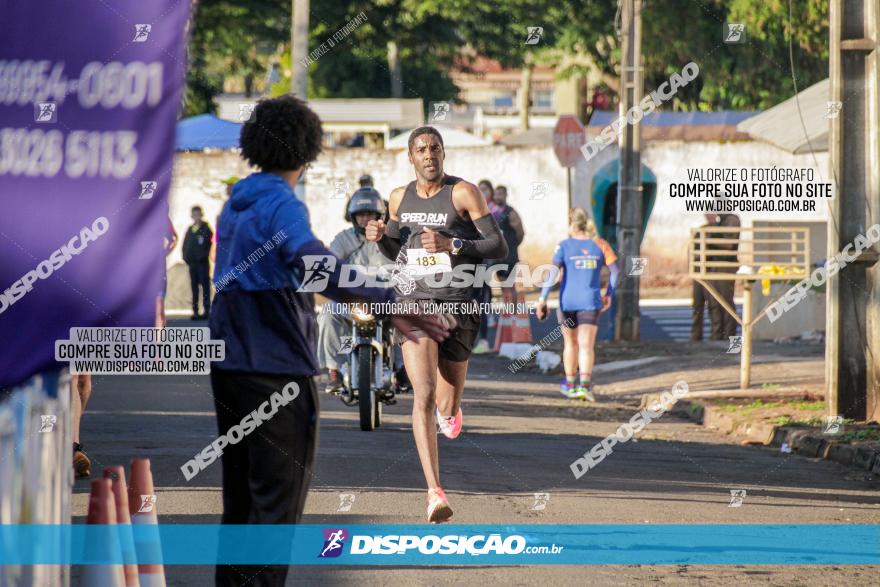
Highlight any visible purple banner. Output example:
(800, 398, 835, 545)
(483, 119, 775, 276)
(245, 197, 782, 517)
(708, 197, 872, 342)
(0, 1, 190, 388)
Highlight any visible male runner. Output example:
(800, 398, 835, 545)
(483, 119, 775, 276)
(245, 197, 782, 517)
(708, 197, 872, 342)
(365, 126, 508, 522)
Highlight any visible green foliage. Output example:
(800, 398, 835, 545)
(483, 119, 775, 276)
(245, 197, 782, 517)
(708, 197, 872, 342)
(183, 0, 832, 116)
(186, 0, 291, 115)
(836, 428, 880, 443)
(552, 0, 828, 110)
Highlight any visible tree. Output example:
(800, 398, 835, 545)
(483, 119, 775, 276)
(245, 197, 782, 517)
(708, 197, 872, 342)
(549, 0, 828, 110)
(184, 0, 289, 117)
(183, 0, 831, 117)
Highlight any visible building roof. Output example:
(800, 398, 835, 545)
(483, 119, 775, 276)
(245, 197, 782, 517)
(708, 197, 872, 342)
(735, 79, 829, 154)
(213, 95, 424, 135)
(588, 110, 759, 127)
(498, 111, 761, 146)
(498, 127, 554, 146)
(587, 110, 760, 142)
(307, 98, 424, 128)
(385, 126, 491, 149)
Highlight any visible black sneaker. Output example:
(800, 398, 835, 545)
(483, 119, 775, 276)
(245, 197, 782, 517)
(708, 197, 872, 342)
(392, 367, 411, 394)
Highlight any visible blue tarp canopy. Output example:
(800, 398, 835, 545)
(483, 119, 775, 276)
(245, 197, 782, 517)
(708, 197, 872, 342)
(176, 114, 241, 151)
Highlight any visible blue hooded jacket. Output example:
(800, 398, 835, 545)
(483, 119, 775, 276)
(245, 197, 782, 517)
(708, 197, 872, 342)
(209, 173, 394, 375)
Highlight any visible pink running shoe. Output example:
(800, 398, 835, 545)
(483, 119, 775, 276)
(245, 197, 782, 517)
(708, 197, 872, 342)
(427, 487, 453, 523)
(436, 406, 463, 439)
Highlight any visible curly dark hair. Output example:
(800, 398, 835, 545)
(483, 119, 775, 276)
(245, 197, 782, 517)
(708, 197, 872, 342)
(407, 125, 444, 152)
(239, 95, 323, 171)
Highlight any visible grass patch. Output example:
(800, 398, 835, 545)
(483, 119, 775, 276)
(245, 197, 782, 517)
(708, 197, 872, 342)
(770, 415, 822, 427)
(835, 429, 880, 443)
(786, 400, 825, 411)
(712, 399, 824, 414)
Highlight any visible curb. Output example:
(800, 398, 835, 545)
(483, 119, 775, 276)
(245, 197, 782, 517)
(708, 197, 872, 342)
(641, 393, 880, 477)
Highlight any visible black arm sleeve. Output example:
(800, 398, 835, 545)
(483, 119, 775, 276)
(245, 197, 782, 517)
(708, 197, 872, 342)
(460, 214, 509, 260)
(295, 239, 395, 306)
(376, 219, 402, 260)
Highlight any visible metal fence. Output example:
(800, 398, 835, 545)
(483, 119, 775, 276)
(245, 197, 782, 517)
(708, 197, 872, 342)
(0, 369, 71, 586)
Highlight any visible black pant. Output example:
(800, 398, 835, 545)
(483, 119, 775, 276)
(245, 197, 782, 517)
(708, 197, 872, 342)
(707, 279, 737, 340)
(691, 280, 707, 341)
(188, 261, 211, 316)
(211, 370, 319, 587)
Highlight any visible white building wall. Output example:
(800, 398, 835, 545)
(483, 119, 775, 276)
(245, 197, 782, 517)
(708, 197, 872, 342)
(168, 140, 831, 311)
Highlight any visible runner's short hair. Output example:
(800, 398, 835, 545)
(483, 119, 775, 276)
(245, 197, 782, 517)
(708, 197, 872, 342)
(240, 95, 323, 171)
(478, 179, 493, 192)
(495, 185, 508, 193)
(407, 126, 444, 152)
(191, 206, 202, 213)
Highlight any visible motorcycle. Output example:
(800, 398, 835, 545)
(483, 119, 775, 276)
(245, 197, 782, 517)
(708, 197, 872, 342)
(334, 306, 410, 431)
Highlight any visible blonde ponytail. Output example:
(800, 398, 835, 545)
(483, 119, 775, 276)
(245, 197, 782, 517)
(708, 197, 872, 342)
(570, 208, 597, 238)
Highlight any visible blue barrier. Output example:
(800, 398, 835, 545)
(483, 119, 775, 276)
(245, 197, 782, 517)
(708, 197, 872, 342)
(0, 524, 876, 565)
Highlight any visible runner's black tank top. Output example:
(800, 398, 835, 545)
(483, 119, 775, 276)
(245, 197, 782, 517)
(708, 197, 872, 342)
(395, 175, 481, 301)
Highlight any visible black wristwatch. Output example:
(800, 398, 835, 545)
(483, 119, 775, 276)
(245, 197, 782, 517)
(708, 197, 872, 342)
(451, 238, 464, 256)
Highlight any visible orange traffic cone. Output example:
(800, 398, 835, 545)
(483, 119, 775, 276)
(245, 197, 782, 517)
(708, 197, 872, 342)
(104, 466, 140, 587)
(129, 459, 166, 587)
(493, 288, 534, 351)
(83, 478, 125, 587)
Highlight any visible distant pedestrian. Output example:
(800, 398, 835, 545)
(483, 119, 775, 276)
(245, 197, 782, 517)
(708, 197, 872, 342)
(691, 279, 708, 341)
(489, 185, 525, 285)
(705, 213, 740, 339)
(691, 216, 709, 341)
(211, 178, 238, 264)
(478, 179, 495, 208)
(183, 205, 213, 320)
(473, 179, 496, 353)
(71, 373, 92, 478)
(536, 209, 619, 401)
(156, 216, 177, 329)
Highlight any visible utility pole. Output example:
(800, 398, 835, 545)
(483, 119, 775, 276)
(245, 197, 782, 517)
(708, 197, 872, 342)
(615, 0, 643, 341)
(291, 0, 309, 98)
(826, 0, 880, 420)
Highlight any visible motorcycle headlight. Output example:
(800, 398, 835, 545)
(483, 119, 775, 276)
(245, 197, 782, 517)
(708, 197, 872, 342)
(351, 308, 375, 324)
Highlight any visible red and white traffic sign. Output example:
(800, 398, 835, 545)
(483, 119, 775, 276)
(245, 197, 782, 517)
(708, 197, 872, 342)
(552, 115, 586, 168)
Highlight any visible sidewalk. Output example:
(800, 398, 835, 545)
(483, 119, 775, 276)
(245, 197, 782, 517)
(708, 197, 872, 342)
(519, 338, 877, 481)
(521, 338, 823, 397)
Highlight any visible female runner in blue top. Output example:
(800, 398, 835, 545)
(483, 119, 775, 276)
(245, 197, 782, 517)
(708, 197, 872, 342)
(536, 209, 620, 400)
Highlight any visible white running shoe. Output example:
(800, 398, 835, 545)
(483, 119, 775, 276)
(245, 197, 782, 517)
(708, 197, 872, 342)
(436, 406, 463, 439)
(427, 487, 453, 523)
(472, 339, 490, 354)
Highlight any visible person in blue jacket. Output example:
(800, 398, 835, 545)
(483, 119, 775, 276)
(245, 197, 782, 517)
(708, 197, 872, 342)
(536, 208, 619, 401)
(208, 95, 447, 587)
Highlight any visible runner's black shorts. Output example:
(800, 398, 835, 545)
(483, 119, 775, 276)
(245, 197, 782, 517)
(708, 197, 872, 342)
(394, 299, 480, 362)
(558, 308, 600, 327)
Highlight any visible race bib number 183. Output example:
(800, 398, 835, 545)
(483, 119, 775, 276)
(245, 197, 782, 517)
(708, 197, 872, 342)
(407, 248, 452, 276)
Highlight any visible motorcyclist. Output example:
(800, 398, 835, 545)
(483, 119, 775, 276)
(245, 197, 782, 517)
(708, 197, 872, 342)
(317, 187, 409, 393)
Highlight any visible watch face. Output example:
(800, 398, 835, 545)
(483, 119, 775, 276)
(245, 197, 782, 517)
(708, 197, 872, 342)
(453, 238, 463, 248)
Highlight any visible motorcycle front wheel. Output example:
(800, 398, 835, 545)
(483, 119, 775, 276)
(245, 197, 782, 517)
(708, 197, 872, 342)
(357, 346, 379, 431)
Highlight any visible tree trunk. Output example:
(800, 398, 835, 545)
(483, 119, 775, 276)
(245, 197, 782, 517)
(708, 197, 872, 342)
(387, 41, 403, 98)
(518, 64, 533, 131)
(291, 0, 309, 98)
